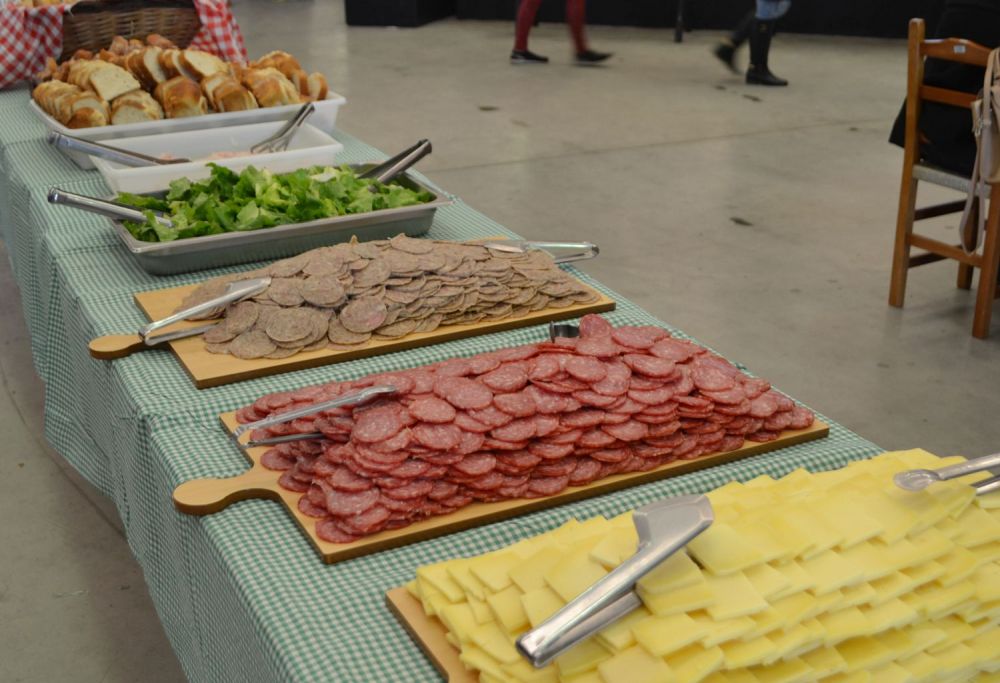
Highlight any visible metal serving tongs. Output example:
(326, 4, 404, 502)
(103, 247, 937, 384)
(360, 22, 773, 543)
(516, 495, 715, 668)
(232, 385, 398, 445)
(483, 240, 600, 265)
(87, 277, 271, 360)
(894, 451, 1000, 496)
(250, 102, 315, 154)
(48, 188, 175, 229)
(48, 131, 190, 167)
(359, 139, 434, 188)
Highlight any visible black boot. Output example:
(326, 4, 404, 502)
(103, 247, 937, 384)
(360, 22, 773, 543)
(713, 10, 753, 74)
(746, 19, 788, 86)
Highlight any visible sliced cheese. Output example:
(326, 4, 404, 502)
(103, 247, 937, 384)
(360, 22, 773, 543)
(596, 644, 676, 683)
(632, 612, 708, 656)
(595, 606, 650, 653)
(521, 587, 564, 629)
(687, 522, 765, 575)
(487, 585, 528, 632)
(706, 572, 769, 620)
(554, 637, 611, 678)
(663, 642, 724, 682)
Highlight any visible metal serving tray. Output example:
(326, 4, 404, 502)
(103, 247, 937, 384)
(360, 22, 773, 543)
(107, 164, 452, 275)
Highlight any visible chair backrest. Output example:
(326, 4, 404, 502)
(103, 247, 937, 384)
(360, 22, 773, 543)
(901, 18, 993, 167)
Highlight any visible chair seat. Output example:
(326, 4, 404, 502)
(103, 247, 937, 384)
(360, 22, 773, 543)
(913, 162, 990, 195)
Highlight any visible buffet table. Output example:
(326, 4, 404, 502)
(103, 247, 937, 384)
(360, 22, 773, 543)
(0, 86, 882, 681)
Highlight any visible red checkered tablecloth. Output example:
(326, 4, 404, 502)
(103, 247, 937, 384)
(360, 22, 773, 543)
(0, 0, 247, 90)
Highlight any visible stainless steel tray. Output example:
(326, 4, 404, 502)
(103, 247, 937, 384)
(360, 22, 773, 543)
(107, 164, 452, 275)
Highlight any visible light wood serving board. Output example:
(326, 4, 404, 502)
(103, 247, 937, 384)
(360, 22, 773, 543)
(172, 412, 829, 565)
(386, 586, 475, 683)
(109, 279, 614, 389)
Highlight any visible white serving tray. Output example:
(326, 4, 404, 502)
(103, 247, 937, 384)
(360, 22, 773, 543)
(32, 91, 346, 169)
(92, 121, 345, 194)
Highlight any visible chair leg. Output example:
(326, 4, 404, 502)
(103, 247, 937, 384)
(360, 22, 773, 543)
(889, 175, 919, 307)
(957, 201, 979, 290)
(972, 187, 1000, 339)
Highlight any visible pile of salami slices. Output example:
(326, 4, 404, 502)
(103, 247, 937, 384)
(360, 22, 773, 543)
(236, 315, 815, 543)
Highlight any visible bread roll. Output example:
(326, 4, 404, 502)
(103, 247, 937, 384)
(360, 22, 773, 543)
(87, 62, 141, 102)
(145, 33, 176, 50)
(110, 90, 164, 124)
(154, 76, 208, 118)
(212, 80, 258, 112)
(241, 68, 301, 108)
(109, 35, 129, 56)
(181, 49, 229, 80)
(251, 51, 302, 80)
(66, 107, 108, 129)
(306, 72, 328, 102)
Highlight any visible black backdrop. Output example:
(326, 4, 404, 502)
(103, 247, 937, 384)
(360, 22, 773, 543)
(467, 0, 948, 37)
(347, 0, 946, 36)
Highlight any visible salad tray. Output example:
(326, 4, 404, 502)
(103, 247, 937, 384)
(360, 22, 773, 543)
(105, 164, 452, 275)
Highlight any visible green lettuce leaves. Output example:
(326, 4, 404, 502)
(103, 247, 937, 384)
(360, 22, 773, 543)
(117, 163, 433, 243)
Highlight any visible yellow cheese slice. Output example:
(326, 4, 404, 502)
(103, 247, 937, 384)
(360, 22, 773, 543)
(935, 546, 981, 587)
(521, 587, 564, 629)
(836, 542, 896, 582)
(690, 611, 756, 647)
(632, 612, 709, 656)
(745, 657, 812, 683)
(867, 662, 915, 683)
(914, 580, 976, 619)
(822, 671, 871, 683)
(817, 607, 871, 645)
(770, 560, 818, 595)
(730, 519, 796, 564)
(952, 505, 1000, 547)
(596, 644, 676, 683)
(760, 514, 820, 559)
(416, 563, 466, 602)
(971, 563, 1000, 602)
(471, 552, 520, 593)
(562, 671, 603, 683)
(545, 548, 609, 603)
(448, 559, 489, 601)
(838, 582, 877, 608)
(867, 571, 920, 605)
(501, 659, 561, 683)
(956, 597, 1000, 623)
(635, 552, 703, 595)
(555, 637, 611, 678)
(859, 598, 918, 631)
(836, 635, 896, 672)
(899, 559, 946, 587)
(638, 576, 715, 616)
(470, 621, 520, 664)
(852, 491, 920, 543)
(923, 642, 980, 679)
(965, 628, 1000, 672)
(595, 606, 650, 653)
(458, 645, 506, 679)
(764, 622, 821, 664)
(487, 584, 528, 632)
(439, 602, 478, 644)
(510, 546, 567, 593)
(589, 530, 638, 570)
(468, 595, 494, 625)
(800, 646, 848, 678)
(968, 541, 1000, 565)
(798, 549, 865, 594)
(425, 591, 452, 618)
(663, 642, 724, 682)
(719, 636, 778, 669)
(812, 496, 885, 548)
(687, 522, 765, 575)
(926, 615, 977, 654)
(706, 572, 770, 620)
(743, 563, 792, 600)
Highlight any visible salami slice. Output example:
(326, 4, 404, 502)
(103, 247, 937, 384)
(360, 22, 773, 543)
(412, 422, 462, 450)
(466, 471, 505, 491)
(649, 338, 702, 363)
(528, 354, 562, 381)
(611, 325, 669, 350)
(534, 415, 561, 437)
(591, 447, 630, 463)
(428, 481, 459, 501)
(561, 409, 606, 428)
(569, 458, 603, 485)
(575, 336, 620, 358)
(279, 470, 310, 493)
(455, 430, 486, 455)
(763, 411, 793, 432)
(495, 451, 542, 473)
(434, 376, 494, 410)
(434, 357, 474, 377)
(322, 483, 380, 517)
(353, 405, 404, 443)
(454, 413, 493, 433)
(468, 353, 502, 375)
(565, 356, 608, 383)
(261, 449, 295, 471)
(528, 441, 575, 460)
(326, 465, 374, 492)
(453, 453, 497, 477)
(740, 377, 771, 399)
(526, 475, 570, 497)
(339, 505, 391, 534)
(382, 480, 435, 500)
(535, 458, 578, 478)
(623, 354, 677, 379)
(579, 428, 618, 449)
(716, 399, 752, 416)
(701, 387, 747, 405)
(787, 406, 815, 430)
(602, 420, 650, 442)
(747, 430, 780, 443)
(495, 344, 540, 362)
(548, 428, 584, 444)
(367, 428, 412, 454)
(408, 397, 457, 424)
(481, 364, 529, 393)
(491, 417, 537, 442)
(316, 520, 361, 544)
(690, 365, 736, 392)
(749, 394, 779, 419)
(494, 391, 537, 418)
(591, 362, 631, 397)
(720, 435, 746, 452)
(579, 314, 614, 338)
(298, 497, 328, 518)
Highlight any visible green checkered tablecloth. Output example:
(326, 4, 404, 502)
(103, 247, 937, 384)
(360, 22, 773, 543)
(0, 90, 882, 682)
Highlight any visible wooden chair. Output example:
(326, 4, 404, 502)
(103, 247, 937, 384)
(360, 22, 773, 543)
(889, 18, 1000, 339)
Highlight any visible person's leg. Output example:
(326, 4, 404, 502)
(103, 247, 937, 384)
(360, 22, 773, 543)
(713, 9, 754, 73)
(566, 0, 588, 53)
(512, 0, 548, 63)
(746, 0, 789, 86)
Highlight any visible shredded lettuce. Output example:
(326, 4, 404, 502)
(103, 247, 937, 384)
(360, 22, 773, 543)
(118, 163, 433, 243)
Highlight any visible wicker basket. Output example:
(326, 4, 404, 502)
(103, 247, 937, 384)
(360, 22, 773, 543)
(61, 0, 200, 59)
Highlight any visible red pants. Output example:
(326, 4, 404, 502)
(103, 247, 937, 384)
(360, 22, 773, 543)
(515, 0, 587, 53)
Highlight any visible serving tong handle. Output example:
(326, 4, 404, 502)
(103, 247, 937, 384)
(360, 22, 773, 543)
(232, 385, 398, 440)
(516, 495, 714, 668)
(139, 277, 271, 343)
(360, 139, 432, 183)
(48, 131, 188, 167)
(48, 188, 175, 228)
(893, 451, 1000, 492)
(484, 240, 599, 264)
(250, 102, 315, 154)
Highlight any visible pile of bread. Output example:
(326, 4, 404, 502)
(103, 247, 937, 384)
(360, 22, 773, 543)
(32, 34, 329, 128)
(18, 1, 72, 6)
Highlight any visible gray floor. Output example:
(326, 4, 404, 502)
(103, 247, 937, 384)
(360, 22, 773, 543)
(2, 1, 999, 680)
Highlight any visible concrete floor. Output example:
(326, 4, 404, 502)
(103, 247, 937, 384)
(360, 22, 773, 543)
(2, 1, 999, 680)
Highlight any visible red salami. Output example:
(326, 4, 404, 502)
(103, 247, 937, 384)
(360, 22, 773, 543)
(611, 325, 669, 350)
(453, 453, 497, 477)
(412, 422, 462, 450)
(623, 354, 677, 379)
(408, 397, 457, 424)
(454, 413, 493, 433)
(322, 483, 380, 516)
(494, 391, 537, 418)
(565, 356, 609, 383)
(491, 417, 537, 442)
(434, 376, 493, 410)
(591, 362, 631, 396)
(353, 405, 404, 443)
(481, 364, 529, 393)
(576, 336, 620, 358)
(579, 313, 614, 337)
(649, 338, 702, 363)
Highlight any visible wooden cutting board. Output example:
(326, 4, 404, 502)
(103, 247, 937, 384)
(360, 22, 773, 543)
(172, 412, 829, 564)
(117, 279, 614, 389)
(386, 586, 474, 683)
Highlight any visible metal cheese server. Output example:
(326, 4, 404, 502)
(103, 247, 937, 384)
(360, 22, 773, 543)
(517, 494, 715, 668)
(88, 277, 271, 360)
(894, 452, 1000, 493)
(232, 385, 397, 443)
